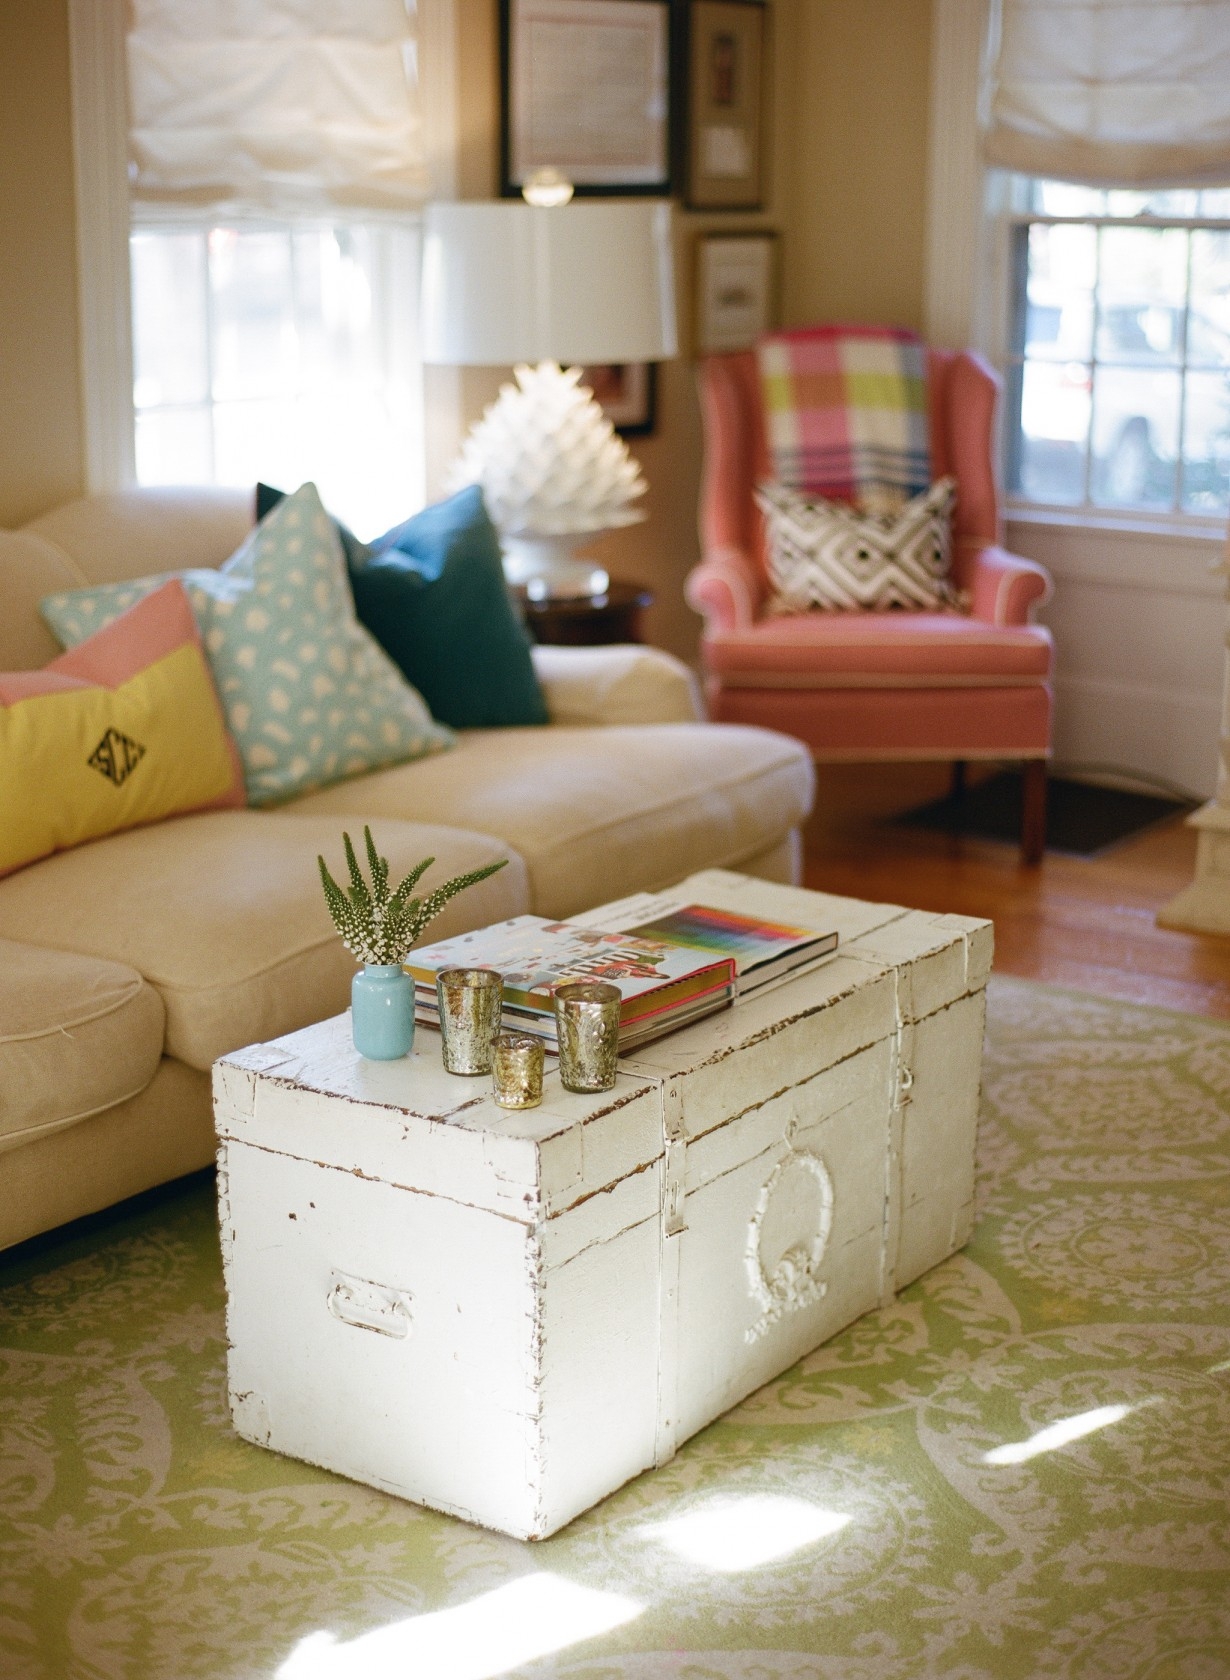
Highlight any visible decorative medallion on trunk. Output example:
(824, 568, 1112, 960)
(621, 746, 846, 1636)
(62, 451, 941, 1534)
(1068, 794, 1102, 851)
(88, 727, 146, 786)
(745, 1149, 834, 1343)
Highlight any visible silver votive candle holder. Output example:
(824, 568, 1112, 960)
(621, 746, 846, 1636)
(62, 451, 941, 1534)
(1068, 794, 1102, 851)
(492, 1032, 545, 1109)
(553, 980, 621, 1093)
(437, 967, 503, 1075)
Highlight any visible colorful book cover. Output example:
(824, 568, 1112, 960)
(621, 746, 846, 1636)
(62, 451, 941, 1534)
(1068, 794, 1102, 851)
(406, 915, 736, 1027)
(619, 903, 837, 980)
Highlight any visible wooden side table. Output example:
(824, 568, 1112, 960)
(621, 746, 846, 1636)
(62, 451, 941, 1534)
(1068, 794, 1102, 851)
(515, 581, 653, 646)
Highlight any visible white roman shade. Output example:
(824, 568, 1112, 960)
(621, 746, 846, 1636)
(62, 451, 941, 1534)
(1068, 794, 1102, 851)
(127, 0, 427, 214)
(982, 0, 1230, 185)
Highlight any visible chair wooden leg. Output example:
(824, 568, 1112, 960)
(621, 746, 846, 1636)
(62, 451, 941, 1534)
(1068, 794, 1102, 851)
(951, 759, 967, 801)
(1021, 759, 1047, 866)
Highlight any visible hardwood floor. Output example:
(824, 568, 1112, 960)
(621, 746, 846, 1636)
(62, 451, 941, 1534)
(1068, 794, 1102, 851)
(802, 764, 1230, 1020)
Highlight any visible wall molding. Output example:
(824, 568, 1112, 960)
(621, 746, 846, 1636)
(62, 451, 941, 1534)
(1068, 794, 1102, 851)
(66, 0, 135, 495)
(923, 0, 990, 350)
(1007, 516, 1225, 598)
(1052, 675, 1221, 800)
(416, 0, 465, 501)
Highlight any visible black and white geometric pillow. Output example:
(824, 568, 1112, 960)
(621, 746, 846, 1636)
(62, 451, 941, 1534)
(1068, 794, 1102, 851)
(755, 477, 961, 613)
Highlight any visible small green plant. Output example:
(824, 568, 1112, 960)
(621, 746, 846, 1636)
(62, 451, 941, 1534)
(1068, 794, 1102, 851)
(319, 826, 507, 966)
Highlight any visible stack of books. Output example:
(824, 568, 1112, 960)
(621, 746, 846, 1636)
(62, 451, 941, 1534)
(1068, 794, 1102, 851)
(407, 901, 838, 1052)
(612, 900, 838, 999)
(407, 916, 737, 1050)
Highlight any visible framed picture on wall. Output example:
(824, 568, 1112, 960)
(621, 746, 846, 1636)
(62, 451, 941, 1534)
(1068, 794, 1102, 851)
(695, 231, 777, 352)
(580, 362, 658, 436)
(684, 0, 766, 210)
(500, 0, 672, 196)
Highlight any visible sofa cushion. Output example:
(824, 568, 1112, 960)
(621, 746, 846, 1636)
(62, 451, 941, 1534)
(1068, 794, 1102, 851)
(1, 581, 246, 877)
(41, 484, 456, 808)
(353, 486, 549, 730)
(704, 612, 1053, 687)
(756, 477, 961, 612)
(287, 723, 815, 920)
(0, 530, 88, 672)
(261, 481, 550, 730)
(0, 938, 164, 1150)
(0, 812, 527, 1070)
(530, 643, 704, 726)
(26, 487, 252, 582)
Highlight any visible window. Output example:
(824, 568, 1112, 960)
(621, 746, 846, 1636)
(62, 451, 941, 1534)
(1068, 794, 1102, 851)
(1004, 179, 1230, 521)
(130, 218, 423, 539)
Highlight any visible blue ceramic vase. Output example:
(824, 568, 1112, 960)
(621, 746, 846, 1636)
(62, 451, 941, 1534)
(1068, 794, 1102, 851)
(351, 964, 415, 1060)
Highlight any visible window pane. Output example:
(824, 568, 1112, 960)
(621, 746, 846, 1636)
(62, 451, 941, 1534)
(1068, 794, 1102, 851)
(1105, 188, 1198, 218)
(1196, 187, 1230, 219)
(1090, 366, 1180, 508)
(1189, 231, 1230, 369)
(1023, 223, 1096, 360)
(293, 226, 379, 387)
(209, 229, 296, 402)
(1181, 370, 1230, 515)
(1034, 180, 1106, 216)
(135, 407, 213, 484)
(212, 399, 304, 492)
(1095, 227, 1189, 366)
(132, 220, 423, 534)
(131, 231, 208, 408)
(1017, 360, 1090, 503)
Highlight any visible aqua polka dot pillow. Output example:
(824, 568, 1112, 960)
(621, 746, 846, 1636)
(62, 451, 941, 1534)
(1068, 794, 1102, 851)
(40, 483, 454, 806)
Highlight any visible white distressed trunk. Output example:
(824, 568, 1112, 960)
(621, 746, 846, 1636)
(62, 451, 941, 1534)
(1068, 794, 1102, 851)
(214, 874, 991, 1541)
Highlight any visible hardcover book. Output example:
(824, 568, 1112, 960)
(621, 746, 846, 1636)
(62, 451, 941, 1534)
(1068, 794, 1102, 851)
(600, 900, 838, 995)
(407, 915, 736, 1048)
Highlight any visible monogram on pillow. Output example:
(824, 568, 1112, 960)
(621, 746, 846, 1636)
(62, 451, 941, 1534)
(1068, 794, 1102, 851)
(755, 477, 962, 613)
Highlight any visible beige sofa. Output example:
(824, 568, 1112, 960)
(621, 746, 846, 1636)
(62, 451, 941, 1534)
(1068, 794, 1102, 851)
(0, 488, 815, 1250)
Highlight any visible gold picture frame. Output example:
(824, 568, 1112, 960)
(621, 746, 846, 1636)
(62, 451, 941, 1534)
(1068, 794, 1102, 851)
(685, 0, 766, 211)
(695, 231, 778, 353)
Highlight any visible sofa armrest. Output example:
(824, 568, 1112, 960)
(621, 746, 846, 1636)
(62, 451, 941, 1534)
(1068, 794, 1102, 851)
(684, 546, 760, 635)
(531, 643, 705, 726)
(969, 544, 1053, 626)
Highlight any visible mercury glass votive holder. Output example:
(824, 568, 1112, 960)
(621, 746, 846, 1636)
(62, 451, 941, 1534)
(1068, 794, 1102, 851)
(492, 1032, 545, 1109)
(437, 967, 504, 1075)
(553, 980, 621, 1093)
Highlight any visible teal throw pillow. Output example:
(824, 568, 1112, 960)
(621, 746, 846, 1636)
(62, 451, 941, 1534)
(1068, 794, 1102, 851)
(258, 481, 548, 730)
(40, 483, 454, 806)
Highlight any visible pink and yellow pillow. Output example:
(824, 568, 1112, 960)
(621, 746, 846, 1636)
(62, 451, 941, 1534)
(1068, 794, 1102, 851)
(0, 580, 244, 877)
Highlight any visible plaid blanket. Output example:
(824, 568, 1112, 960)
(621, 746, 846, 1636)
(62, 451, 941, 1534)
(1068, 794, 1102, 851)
(757, 325, 931, 506)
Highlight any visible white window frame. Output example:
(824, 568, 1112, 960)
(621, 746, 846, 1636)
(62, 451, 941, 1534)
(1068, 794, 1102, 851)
(923, 0, 1230, 546)
(66, 0, 461, 503)
(1000, 186, 1230, 532)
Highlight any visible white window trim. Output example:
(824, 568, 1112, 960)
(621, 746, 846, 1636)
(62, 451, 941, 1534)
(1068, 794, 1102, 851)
(67, 0, 462, 500)
(67, 0, 135, 494)
(923, 0, 1228, 548)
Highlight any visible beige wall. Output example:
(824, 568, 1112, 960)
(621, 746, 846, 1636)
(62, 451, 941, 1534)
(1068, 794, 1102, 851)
(0, 3, 84, 528)
(778, 0, 932, 334)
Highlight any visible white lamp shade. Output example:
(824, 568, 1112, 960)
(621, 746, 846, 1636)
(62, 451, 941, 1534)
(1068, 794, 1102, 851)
(421, 200, 678, 366)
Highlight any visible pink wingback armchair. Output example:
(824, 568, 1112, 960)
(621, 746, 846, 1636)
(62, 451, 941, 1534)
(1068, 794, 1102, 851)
(685, 346, 1055, 863)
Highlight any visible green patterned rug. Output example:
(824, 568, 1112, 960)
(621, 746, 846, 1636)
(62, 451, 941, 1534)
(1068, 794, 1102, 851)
(3, 978, 1229, 1680)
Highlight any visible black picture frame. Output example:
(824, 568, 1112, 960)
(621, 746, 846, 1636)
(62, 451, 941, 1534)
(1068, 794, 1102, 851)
(580, 362, 658, 436)
(682, 0, 767, 212)
(500, 0, 673, 198)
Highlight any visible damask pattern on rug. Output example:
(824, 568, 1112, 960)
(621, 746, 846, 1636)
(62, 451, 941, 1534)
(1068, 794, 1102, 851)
(0, 978, 1227, 1679)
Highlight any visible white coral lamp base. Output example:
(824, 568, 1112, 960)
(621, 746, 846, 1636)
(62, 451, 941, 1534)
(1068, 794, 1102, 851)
(448, 360, 647, 599)
(501, 534, 609, 598)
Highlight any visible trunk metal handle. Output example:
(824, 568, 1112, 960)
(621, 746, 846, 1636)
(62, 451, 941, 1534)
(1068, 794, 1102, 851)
(326, 1269, 413, 1338)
